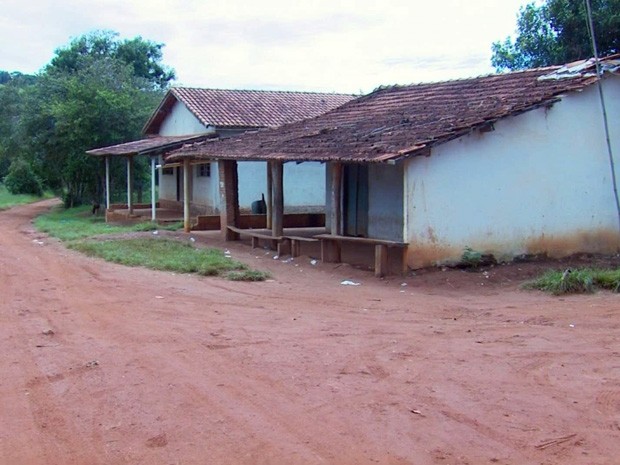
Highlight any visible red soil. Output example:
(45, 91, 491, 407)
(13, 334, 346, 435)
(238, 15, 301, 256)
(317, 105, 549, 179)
(1, 200, 619, 465)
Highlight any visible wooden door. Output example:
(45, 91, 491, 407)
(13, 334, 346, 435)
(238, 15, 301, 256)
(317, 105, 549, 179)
(343, 164, 369, 237)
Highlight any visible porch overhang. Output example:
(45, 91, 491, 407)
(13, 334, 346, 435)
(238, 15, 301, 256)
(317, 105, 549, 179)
(86, 134, 216, 158)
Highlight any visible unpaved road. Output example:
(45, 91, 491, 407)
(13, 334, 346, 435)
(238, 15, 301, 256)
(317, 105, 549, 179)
(1, 200, 619, 465)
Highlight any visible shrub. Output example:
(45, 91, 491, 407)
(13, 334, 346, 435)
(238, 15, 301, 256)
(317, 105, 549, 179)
(4, 159, 43, 196)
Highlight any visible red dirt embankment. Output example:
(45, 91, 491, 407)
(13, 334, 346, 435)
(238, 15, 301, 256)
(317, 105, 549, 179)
(1, 200, 619, 465)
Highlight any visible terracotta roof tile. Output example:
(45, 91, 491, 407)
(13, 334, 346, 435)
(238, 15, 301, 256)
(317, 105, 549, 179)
(86, 134, 215, 157)
(144, 88, 355, 134)
(167, 56, 619, 164)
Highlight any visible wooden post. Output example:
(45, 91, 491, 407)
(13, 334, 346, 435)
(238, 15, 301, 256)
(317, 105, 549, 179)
(183, 158, 191, 232)
(105, 156, 110, 210)
(327, 162, 343, 262)
(331, 162, 343, 235)
(151, 157, 157, 222)
(271, 161, 284, 237)
(266, 161, 273, 229)
(127, 156, 134, 215)
(375, 244, 388, 278)
(218, 160, 240, 241)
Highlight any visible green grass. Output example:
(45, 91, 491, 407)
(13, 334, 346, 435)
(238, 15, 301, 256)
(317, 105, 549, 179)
(34, 205, 269, 281)
(34, 205, 146, 241)
(523, 268, 620, 295)
(0, 183, 52, 210)
(69, 238, 269, 280)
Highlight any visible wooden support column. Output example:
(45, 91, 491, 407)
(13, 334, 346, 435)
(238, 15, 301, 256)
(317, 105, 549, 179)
(150, 156, 157, 222)
(183, 158, 191, 232)
(330, 162, 343, 235)
(326, 162, 343, 262)
(374, 244, 388, 278)
(127, 156, 134, 215)
(271, 161, 284, 237)
(105, 156, 110, 210)
(266, 161, 273, 229)
(218, 160, 240, 241)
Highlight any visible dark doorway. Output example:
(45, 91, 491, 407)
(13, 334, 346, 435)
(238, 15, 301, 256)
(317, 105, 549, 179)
(343, 164, 369, 237)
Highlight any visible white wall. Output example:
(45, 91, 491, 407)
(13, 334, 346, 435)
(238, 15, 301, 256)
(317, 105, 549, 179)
(157, 100, 213, 205)
(405, 77, 620, 268)
(156, 101, 324, 212)
(159, 101, 212, 136)
(237, 161, 325, 211)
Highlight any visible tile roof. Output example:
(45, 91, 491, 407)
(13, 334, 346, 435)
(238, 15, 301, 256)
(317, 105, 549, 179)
(143, 88, 355, 134)
(86, 134, 215, 157)
(167, 56, 620, 164)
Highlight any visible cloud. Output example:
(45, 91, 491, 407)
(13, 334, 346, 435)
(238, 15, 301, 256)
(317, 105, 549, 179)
(0, 0, 531, 92)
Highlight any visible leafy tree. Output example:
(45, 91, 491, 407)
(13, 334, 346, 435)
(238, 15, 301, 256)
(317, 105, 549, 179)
(0, 72, 37, 179)
(48, 30, 175, 90)
(4, 158, 43, 196)
(492, 0, 620, 71)
(21, 56, 161, 206)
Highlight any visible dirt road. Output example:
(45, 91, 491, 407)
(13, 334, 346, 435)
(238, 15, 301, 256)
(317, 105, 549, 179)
(1, 200, 619, 465)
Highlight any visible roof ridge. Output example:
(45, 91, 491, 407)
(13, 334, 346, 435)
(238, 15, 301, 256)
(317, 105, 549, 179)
(171, 86, 355, 97)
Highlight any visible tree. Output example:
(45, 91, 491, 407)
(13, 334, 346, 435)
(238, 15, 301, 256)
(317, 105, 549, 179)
(48, 30, 175, 90)
(21, 57, 161, 206)
(0, 72, 37, 179)
(13, 30, 173, 206)
(491, 0, 620, 71)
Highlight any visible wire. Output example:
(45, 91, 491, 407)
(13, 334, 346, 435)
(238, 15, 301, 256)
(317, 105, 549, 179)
(584, 0, 620, 239)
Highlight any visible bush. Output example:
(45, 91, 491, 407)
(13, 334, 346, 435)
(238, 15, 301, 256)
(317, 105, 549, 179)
(4, 159, 43, 196)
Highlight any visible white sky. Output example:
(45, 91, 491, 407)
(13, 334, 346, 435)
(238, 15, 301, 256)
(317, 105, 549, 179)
(1, 0, 531, 94)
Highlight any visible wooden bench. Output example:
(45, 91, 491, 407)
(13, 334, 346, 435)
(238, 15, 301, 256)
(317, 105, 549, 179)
(227, 226, 282, 251)
(282, 236, 320, 258)
(314, 234, 408, 277)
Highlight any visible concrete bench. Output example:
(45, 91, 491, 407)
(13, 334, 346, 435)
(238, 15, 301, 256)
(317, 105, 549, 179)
(314, 234, 408, 277)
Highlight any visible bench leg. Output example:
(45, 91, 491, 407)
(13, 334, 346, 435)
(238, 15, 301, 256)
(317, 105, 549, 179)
(375, 244, 388, 278)
(291, 240, 301, 257)
(277, 238, 291, 257)
(251, 236, 259, 248)
(321, 240, 341, 263)
(401, 247, 409, 275)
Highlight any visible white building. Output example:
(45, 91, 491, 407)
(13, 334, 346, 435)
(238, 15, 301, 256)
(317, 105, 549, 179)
(170, 56, 620, 272)
(144, 87, 354, 214)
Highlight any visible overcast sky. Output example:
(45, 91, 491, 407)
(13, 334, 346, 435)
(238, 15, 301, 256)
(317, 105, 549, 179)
(1, 0, 532, 94)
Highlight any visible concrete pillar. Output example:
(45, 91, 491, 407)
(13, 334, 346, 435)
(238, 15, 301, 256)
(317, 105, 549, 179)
(127, 156, 133, 215)
(183, 158, 191, 232)
(151, 156, 157, 222)
(105, 156, 110, 210)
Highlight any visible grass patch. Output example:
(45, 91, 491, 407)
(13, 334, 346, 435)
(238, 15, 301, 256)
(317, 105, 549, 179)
(0, 183, 52, 210)
(35, 206, 269, 281)
(34, 205, 168, 241)
(35, 205, 186, 240)
(523, 267, 620, 295)
(69, 238, 269, 280)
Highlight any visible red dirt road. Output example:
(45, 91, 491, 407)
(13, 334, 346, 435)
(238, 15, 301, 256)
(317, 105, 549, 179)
(1, 200, 619, 465)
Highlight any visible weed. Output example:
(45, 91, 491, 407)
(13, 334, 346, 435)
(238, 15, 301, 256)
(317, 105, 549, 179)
(523, 267, 620, 295)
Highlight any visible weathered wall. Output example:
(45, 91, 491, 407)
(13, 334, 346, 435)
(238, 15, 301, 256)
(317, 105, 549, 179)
(404, 77, 620, 268)
(368, 163, 404, 241)
(324, 162, 404, 241)
(234, 161, 325, 210)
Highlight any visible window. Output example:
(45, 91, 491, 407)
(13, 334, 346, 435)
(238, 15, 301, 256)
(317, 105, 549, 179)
(198, 163, 211, 177)
(162, 167, 174, 175)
